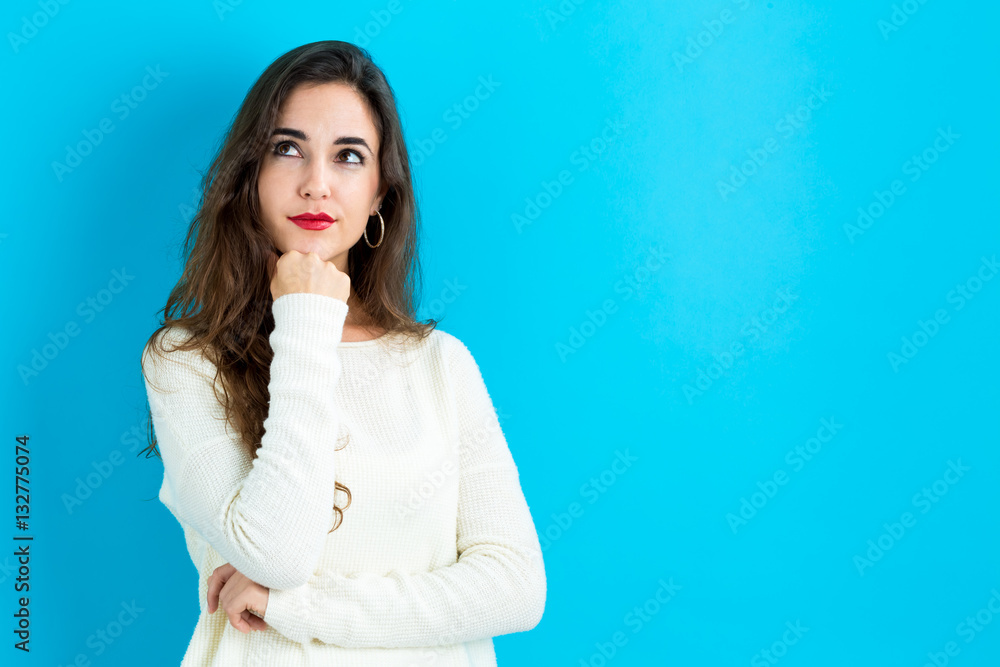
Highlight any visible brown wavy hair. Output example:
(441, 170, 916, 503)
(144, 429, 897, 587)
(139, 40, 437, 532)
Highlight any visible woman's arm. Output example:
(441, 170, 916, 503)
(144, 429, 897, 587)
(142, 292, 349, 591)
(262, 336, 547, 647)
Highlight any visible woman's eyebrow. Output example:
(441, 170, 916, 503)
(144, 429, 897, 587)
(271, 127, 372, 153)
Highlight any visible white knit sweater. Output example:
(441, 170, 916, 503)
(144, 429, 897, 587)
(140, 292, 546, 666)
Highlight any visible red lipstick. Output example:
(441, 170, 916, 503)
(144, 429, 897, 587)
(288, 211, 336, 230)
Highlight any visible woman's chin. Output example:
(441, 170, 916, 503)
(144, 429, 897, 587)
(282, 241, 334, 259)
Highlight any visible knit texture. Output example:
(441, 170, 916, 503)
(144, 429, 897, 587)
(141, 292, 545, 666)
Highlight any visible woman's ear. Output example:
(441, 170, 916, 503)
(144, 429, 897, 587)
(376, 183, 391, 211)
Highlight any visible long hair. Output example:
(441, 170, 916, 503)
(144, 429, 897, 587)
(140, 40, 437, 532)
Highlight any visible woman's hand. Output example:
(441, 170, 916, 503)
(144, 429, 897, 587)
(207, 563, 270, 634)
(267, 249, 351, 303)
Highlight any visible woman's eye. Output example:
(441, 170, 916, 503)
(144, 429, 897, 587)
(272, 141, 301, 157)
(271, 141, 364, 165)
(340, 149, 364, 165)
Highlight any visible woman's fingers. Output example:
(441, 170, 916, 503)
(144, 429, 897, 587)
(226, 609, 267, 634)
(226, 607, 251, 633)
(207, 563, 236, 613)
(242, 609, 268, 632)
(210, 565, 269, 633)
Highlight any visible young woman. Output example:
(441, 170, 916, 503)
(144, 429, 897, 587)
(140, 40, 545, 666)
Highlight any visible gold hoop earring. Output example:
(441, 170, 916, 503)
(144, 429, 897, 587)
(364, 210, 385, 248)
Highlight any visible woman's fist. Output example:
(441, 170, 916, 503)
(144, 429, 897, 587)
(207, 563, 270, 634)
(268, 249, 351, 303)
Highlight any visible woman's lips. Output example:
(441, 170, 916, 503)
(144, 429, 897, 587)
(289, 217, 335, 230)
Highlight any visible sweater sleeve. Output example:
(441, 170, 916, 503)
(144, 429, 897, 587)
(141, 292, 349, 591)
(262, 336, 547, 647)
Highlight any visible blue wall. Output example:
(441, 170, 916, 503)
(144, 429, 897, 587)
(2, 0, 997, 664)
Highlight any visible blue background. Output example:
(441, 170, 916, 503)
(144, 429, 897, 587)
(2, 0, 997, 665)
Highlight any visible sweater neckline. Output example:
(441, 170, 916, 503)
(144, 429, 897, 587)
(338, 330, 393, 348)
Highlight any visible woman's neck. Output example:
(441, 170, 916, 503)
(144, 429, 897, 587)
(342, 292, 386, 340)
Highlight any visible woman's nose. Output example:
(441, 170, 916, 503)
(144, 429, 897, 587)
(300, 159, 331, 198)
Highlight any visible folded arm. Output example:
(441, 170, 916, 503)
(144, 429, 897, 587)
(142, 292, 349, 590)
(263, 336, 547, 647)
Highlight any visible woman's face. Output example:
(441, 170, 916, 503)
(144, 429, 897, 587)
(258, 81, 386, 270)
